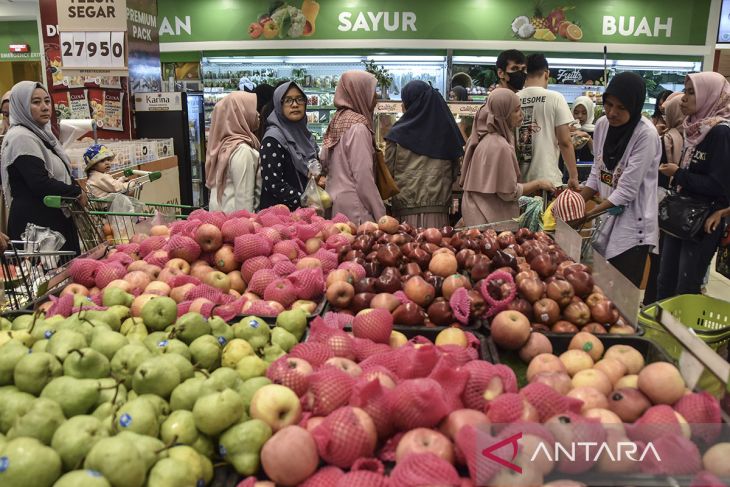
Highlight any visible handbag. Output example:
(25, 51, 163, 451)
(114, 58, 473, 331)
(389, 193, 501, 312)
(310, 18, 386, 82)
(658, 191, 712, 241)
(716, 220, 730, 279)
(373, 148, 399, 200)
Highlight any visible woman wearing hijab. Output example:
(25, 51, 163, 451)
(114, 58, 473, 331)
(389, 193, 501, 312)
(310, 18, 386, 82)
(656, 72, 730, 299)
(321, 71, 385, 224)
(259, 81, 319, 211)
(205, 91, 261, 213)
(253, 83, 275, 141)
(652, 89, 674, 134)
(449, 86, 468, 102)
(0, 81, 84, 254)
(459, 88, 554, 226)
(0, 91, 10, 136)
(571, 96, 596, 161)
(580, 73, 661, 287)
(384, 80, 465, 228)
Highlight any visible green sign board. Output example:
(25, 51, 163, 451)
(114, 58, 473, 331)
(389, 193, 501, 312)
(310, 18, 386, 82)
(0, 21, 42, 61)
(158, 0, 711, 46)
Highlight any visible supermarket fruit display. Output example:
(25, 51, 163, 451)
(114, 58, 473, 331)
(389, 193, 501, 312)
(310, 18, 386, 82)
(330, 216, 635, 334)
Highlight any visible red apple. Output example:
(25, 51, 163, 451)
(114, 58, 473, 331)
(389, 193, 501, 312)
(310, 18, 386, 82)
(213, 245, 237, 273)
(144, 281, 171, 296)
(439, 409, 490, 442)
(124, 270, 152, 291)
(261, 426, 319, 486)
(165, 258, 191, 274)
(563, 301, 591, 326)
(403, 275, 436, 307)
(441, 274, 471, 300)
(565, 271, 594, 299)
(395, 428, 454, 465)
(546, 280, 575, 308)
(228, 270, 245, 294)
(491, 310, 531, 350)
(325, 281, 355, 309)
(61, 283, 90, 296)
(590, 300, 619, 325)
(370, 293, 401, 312)
(195, 223, 223, 252)
(530, 253, 557, 278)
(533, 298, 560, 325)
(204, 270, 231, 293)
(392, 302, 426, 326)
(518, 278, 546, 304)
(170, 283, 195, 303)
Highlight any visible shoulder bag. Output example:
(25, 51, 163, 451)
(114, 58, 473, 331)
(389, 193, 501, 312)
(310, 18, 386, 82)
(374, 148, 399, 200)
(658, 190, 712, 241)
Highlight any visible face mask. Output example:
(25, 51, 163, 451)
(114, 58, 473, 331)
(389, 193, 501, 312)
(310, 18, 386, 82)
(506, 71, 527, 91)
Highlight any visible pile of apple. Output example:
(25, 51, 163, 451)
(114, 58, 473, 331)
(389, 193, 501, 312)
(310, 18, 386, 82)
(58, 206, 361, 320)
(329, 215, 634, 334)
(0, 295, 311, 487)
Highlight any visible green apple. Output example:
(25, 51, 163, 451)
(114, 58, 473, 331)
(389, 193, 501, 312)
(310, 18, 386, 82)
(141, 297, 178, 331)
(221, 338, 254, 368)
(53, 470, 111, 487)
(41, 377, 100, 417)
(192, 388, 243, 436)
(235, 355, 268, 381)
(114, 397, 159, 437)
(189, 335, 222, 371)
(218, 419, 272, 476)
(89, 329, 128, 360)
(102, 287, 134, 308)
(110, 343, 151, 388)
(172, 312, 211, 344)
(0, 437, 62, 487)
(262, 344, 286, 363)
(46, 329, 87, 361)
(232, 316, 270, 352)
(160, 353, 194, 381)
(270, 327, 298, 352)
(170, 377, 204, 411)
(160, 410, 200, 445)
(51, 415, 109, 470)
(132, 356, 181, 398)
(0, 388, 35, 434)
(14, 351, 63, 395)
(0, 341, 28, 385)
(146, 457, 197, 487)
(7, 397, 65, 445)
(208, 316, 234, 344)
(238, 377, 272, 411)
(63, 348, 110, 379)
(275, 309, 307, 341)
(84, 436, 145, 487)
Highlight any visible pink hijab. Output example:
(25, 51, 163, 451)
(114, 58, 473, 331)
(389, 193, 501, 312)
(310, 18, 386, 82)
(683, 72, 730, 149)
(323, 71, 377, 148)
(205, 92, 260, 204)
(459, 88, 521, 194)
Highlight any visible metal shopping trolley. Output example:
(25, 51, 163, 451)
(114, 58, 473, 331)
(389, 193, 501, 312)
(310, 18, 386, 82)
(86, 170, 162, 211)
(0, 240, 76, 311)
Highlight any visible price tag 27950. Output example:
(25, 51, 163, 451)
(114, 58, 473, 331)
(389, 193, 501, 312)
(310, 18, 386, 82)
(60, 31, 125, 69)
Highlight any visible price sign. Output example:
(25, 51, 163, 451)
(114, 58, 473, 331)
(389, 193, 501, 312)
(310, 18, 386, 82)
(60, 31, 125, 70)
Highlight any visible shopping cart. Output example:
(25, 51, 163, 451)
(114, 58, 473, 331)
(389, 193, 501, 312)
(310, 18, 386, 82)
(0, 240, 76, 311)
(43, 196, 197, 252)
(86, 169, 163, 212)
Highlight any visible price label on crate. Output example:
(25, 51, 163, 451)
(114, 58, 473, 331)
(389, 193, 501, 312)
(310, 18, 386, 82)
(60, 32, 125, 69)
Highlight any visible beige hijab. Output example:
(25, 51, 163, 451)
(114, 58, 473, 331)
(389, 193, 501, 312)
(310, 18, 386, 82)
(661, 93, 684, 165)
(323, 71, 377, 149)
(460, 88, 521, 194)
(205, 92, 259, 205)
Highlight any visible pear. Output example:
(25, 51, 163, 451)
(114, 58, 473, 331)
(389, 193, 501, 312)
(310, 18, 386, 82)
(172, 312, 211, 344)
(64, 348, 110, 379)
(218, 419, 272, 476)
(143, 331, 169, 352)
(137, 394, 171, 423)
(84, 436, 145, 487)
(44, 315, 64, 325)
(0, 341, 29, 385)
(107, 304, 131, 322)
(30, 320, 57, 342)
(239, 377, 272, 410)
(270, 327, 298, 352)
(189, 335, 222, 371)
(132, 356, 181, 398)
(114, 397, 159, 437)
(232, 316, 270, 352)
(83, 310, 122, 332)
(11, 314, 35, 330)
(89, 328, 128, 360)
(0, 437, 62, 487)
(110, 343, 151, 388)
(120, 317, 147, 338)
(152, 338, 192, 360)
(14, 351, 63, 395)
(168, 445, 209, 484)
(160, 353, 194, 381)
(5, 330, 33, 347)
(91, 402, 115, 424)
(192, 388, 243, 436)
(51, 415, 109, 470)
(0, 388, 36, 434)
(41, 377, 100, 417)
(116, 431, 166, 471)
(275, 309, 307, 341)
(102, 287, 134, 308)
(56, 317, 96, 343)
(160, 410, 200, 445)
(53, 470, 111, 487)
(221, 338, 254, 368)
(170, 377, 204, 411)
(95, 378, 127, 407)
(191, 433, 215, 458)
(0, 433, 5, 449)
(32, 339, 49, 352)
(262, 343, 286, 363)
(209, 316, 234, 344)
(146, 457, 197, 487)
(0, 316, 12, 330)
(235, 354, 268, 380)
(7, 397, 65, 445)
(199, 367, 242, 396)
(47, 329, 87, 361)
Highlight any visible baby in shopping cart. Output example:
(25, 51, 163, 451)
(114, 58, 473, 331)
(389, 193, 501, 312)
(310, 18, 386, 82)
(84, 144, 132, 200)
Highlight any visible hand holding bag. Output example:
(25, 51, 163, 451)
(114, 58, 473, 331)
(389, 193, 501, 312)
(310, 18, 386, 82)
(658, 191, 711, 241)
(373, 148, 399, 200)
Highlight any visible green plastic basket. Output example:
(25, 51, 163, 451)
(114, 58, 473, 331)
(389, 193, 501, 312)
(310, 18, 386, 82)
(639, 294, 730, 359)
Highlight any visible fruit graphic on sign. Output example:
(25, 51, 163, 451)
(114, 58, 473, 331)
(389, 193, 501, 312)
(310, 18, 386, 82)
(511, 2, 580, 42)
(301, 0, 320, 36)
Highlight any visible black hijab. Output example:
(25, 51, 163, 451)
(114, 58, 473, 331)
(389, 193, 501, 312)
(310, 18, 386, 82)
(602, 73, 646, 171)
(652, 89, 672, 120)
(254, 84, 275, 114)
(385, 80, 465, 160)
(451, 85, 468, 101)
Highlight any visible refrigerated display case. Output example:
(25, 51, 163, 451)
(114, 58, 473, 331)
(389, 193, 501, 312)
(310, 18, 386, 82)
(201, 55, 447, 143)
(133, 91, 207, 209)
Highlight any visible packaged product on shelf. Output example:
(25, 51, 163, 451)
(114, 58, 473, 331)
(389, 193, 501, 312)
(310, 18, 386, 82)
(102, 91, 124, 132)
(65, 74, 86, 89)
(88, 89, 105, 128)
(51, 92, 72, 119)
(68, 89, 91, 119)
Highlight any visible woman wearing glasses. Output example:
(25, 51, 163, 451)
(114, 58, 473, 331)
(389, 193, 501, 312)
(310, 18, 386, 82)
(258, 81, 319, 211)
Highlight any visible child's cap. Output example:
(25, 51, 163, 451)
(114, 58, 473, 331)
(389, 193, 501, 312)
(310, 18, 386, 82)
(84, 144, 114, 172)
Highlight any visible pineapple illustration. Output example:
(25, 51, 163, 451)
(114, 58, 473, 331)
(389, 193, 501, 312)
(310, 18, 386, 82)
(530, 0, 549, 30)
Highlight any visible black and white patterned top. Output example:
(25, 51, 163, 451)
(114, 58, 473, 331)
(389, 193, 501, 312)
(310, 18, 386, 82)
(258, 136, 308, 211)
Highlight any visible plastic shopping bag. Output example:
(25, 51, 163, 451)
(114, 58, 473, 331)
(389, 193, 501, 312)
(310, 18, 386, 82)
(300, 159, 332, 215)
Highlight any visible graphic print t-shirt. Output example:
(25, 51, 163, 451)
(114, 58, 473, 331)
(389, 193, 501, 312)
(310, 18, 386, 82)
(516, 86, 574, 186)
